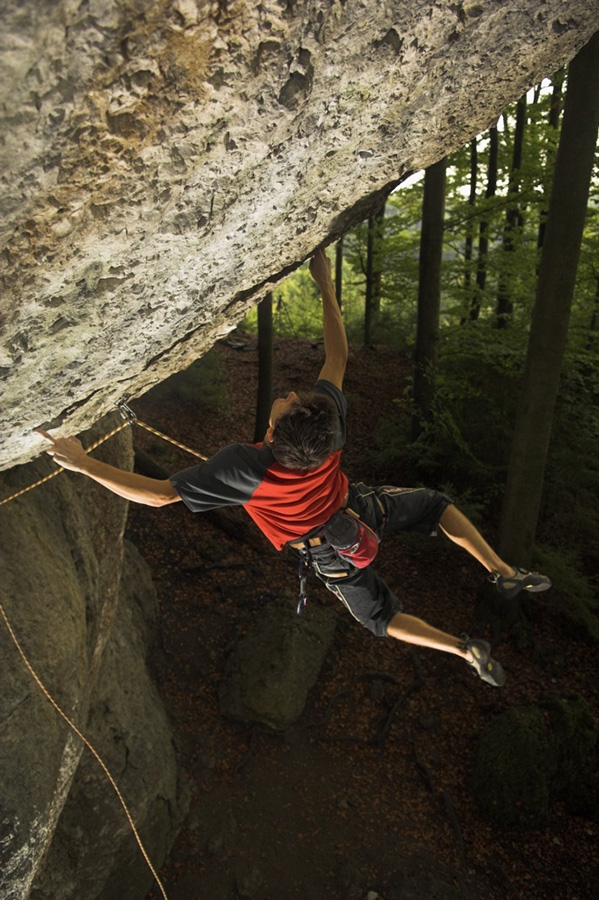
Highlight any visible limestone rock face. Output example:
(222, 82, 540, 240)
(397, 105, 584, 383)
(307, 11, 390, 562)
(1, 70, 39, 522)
(1, 1, 598, 471)
(0, 418, 187, 900)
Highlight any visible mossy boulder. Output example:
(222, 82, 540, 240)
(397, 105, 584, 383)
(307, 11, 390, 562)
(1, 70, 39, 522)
(473, 706, 552, 829)
(219, 596, 337, 730)
(541, 693, 597, 816)
(473, 693, 598, 829)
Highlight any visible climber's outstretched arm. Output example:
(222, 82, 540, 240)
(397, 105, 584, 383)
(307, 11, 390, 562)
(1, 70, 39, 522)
(310, 248, 347, 390)
(37, 430, 180, 507)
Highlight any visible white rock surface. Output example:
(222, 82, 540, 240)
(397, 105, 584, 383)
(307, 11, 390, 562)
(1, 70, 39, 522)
(1, 0, 598, 470)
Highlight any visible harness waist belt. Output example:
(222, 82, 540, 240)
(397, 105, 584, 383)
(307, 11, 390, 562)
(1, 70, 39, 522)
(289, 491, 350, 551)
(289, 534, 326, 550)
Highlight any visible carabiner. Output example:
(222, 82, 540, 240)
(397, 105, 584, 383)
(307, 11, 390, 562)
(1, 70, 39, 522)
(116, 400, 137, 423)
(296, 555, 309, 615)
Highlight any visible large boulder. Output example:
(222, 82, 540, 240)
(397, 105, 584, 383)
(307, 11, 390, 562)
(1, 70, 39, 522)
(0, 416, 187, 900)
(219, 595, 337, 730)
(472, 693, 598, 829)
(1, 1, 598, 470)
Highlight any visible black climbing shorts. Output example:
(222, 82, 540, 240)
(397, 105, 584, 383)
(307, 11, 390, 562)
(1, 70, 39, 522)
(302, 483, 453, 638)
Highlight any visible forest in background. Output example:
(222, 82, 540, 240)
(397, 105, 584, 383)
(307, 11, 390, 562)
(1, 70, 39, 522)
(238, 49, 599, 645)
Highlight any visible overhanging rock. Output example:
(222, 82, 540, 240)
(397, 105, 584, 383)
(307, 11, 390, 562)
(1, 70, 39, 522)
(1, 0, 598, 471)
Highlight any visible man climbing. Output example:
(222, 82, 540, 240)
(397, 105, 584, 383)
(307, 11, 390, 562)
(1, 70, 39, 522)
(39, 248, 551, 686)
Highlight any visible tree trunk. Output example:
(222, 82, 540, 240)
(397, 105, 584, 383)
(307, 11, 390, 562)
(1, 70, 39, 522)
(496, 95, 526, 328)
(499, 32, 599, 565)
(471, 126, 498, 321)
(537, 69, 565, 257)
(461, 138, 478, 323)
(364, 203, 385, 346)
(412, 158, 447, 439)
(253, 292, 274, 443)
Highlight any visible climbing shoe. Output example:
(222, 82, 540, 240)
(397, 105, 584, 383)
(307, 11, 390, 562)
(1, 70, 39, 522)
(459, 637, 506, 687)
(490, 567, 552, 600)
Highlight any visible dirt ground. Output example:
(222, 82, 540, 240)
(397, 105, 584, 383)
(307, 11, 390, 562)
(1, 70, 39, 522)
(133, 338, 599, 900)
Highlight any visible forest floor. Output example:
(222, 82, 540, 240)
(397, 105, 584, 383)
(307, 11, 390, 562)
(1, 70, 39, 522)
(133, 337, 598, 900)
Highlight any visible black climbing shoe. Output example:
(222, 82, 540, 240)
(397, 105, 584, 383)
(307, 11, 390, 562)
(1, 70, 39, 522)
(459, 637, 506, 687)
(490, 567, 552, 600)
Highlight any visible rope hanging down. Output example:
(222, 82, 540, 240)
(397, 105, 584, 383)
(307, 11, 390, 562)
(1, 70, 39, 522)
(0, 402, 210, 899)
(0, 594, 169, 900)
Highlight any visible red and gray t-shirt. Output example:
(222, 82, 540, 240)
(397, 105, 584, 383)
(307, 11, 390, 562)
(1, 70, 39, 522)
(169, 380, 348, 550)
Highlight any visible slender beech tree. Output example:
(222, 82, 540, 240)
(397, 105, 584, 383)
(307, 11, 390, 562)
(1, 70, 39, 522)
(499, 32, 599, 565)
(412, 157, 447, 440)
(537, 69, 565, 258)
(471, 126, 498, 321)
(253, 292, 274, 443)
(364, 202, 386, 346)
(496, 95, 527, 328)
(460, 138, 478, 323)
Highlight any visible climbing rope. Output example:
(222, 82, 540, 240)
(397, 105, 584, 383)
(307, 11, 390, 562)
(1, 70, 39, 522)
(133, 420, 208, 461)
(0, 402, 210, 899)
(0, 593, 169, 900)
(0, 420, 132, 507)
(0, 402, 208, 508)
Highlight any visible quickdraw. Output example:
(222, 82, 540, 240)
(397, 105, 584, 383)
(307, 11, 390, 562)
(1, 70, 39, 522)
(296, 554, 310, 615)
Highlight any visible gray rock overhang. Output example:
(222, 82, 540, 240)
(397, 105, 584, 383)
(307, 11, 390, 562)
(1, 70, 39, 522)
(1, 0, 598, 471)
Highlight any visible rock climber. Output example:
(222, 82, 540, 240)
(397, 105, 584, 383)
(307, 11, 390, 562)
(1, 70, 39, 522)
(39, 248, 551, 686)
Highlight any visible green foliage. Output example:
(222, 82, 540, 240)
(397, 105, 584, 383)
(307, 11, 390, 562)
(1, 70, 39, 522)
(370, 325, 527, 494)
(241, 257, 367, 343)
(531, 545, 599, 643)
(343, 180, 423, 349)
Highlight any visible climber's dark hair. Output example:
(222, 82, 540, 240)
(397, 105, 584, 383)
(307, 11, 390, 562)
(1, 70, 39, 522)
(270, 391, 339, 471)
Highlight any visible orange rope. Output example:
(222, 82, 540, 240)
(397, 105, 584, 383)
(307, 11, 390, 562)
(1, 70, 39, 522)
(0, 415, 208, 508)
(0, 406, 209, 897)
(0, 421, 133, 507)
(0, 594, 169, 900)
(133, 420, 208, 461)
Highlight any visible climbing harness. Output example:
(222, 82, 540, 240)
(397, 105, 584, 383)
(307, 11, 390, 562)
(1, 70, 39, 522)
(0, 401, 212, 900)
(323, 509, 379, 569)
(292, 508, 380, 614)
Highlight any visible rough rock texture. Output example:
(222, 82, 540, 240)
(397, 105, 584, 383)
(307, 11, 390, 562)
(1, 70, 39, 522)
(219, 595, 337, 730)
(1, 1, 598, 471)
(0, 419, 187, 900)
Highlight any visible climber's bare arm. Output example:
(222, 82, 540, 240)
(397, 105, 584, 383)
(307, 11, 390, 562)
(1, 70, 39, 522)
(37, 430, 180, 507)
(310, 248, 348, 389)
